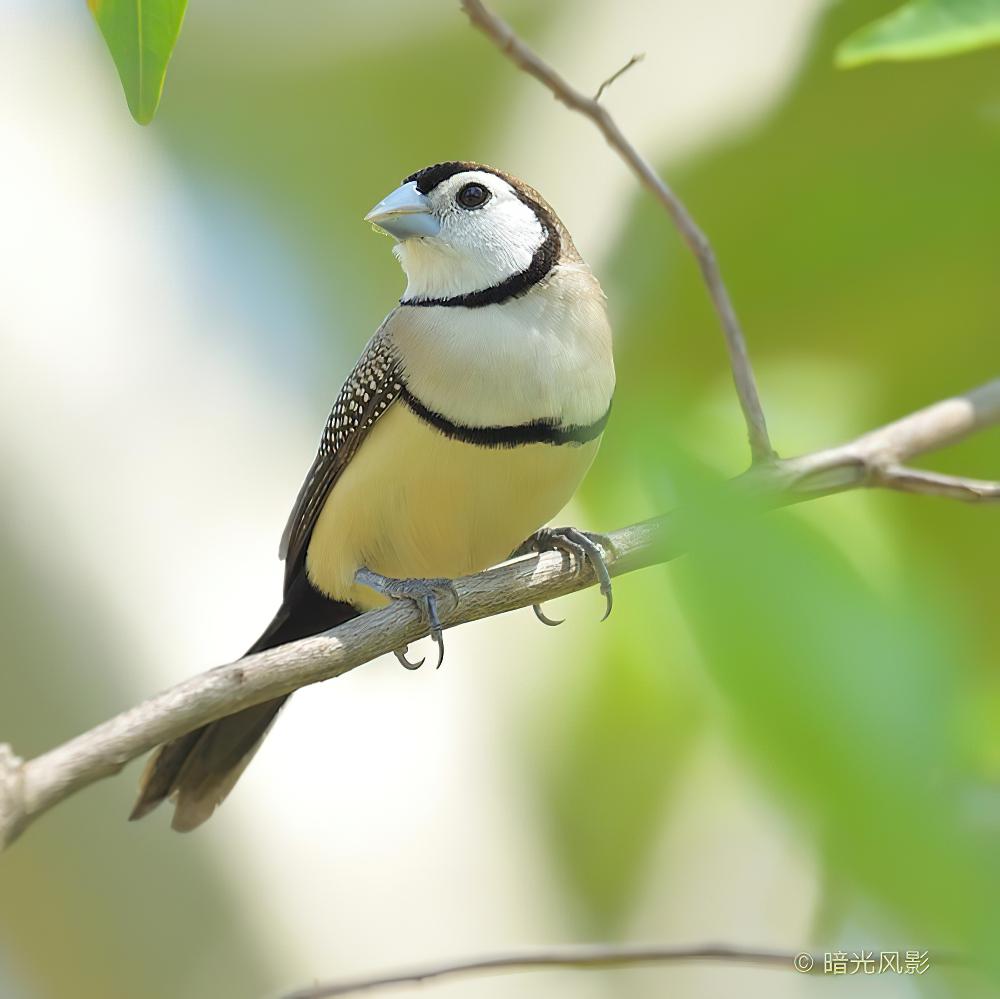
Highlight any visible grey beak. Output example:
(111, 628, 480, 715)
(364, 181, 441, 240)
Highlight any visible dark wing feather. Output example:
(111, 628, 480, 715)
(279, 320, 405, 590)
(129, 324, 405, 830)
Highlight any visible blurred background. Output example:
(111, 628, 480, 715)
(1, 0, 998, 996)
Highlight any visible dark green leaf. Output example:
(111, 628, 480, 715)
(88, 0, 188, 124)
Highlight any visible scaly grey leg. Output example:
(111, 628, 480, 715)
(355, 567, 459, 669)
(514, 527, 615, 625)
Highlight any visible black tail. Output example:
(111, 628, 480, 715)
(129, 573, 357, 831)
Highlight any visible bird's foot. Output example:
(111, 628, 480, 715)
(354, 568, 458, 669)
(514, 527, 615, 626)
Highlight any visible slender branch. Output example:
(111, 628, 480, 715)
(876, 465, 1000, 503)
(282, 943, 818, 999)
(1, 378, 996, 850)
(459, 0, 775, 463)
(593, 53, 644, 101)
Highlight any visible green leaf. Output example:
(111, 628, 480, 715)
(836, 0, 1000, 67)
(88, 0, 188, 124)
(667, 464, 1000, 969)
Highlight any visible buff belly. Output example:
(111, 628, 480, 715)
(305, 403, 600, 611)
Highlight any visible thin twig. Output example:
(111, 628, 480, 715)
(876, 464, 1000, 502)
(1, 378, 997, 850)
(594, 53, 644, 101)
(281, 943, 819, 999)
(459, 0, 775, 463)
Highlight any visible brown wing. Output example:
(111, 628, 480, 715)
(279, 319, 405, 590)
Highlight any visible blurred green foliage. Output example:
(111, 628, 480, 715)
(536, 0, 1000, 969)
(837, 0, 1000, 67)
(534, 572, 703, 935)
(668, 456, 998, 970)
(88, 0, 188, 124)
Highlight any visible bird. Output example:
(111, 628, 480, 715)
(129, 162, 616, 831)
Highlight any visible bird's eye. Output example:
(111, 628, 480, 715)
(456, 182, 490, 209)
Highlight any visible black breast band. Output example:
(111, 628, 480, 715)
(399, 384, 610, 449)
(400, 224, 560, 309)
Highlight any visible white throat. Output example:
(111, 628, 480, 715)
(393, 239, 528, 301)
(394, 194, 547, 302)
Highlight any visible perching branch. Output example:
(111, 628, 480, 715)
(459, 0, 775, 462)
(1, 377, 997, 850)
(281, 943, 819, 998)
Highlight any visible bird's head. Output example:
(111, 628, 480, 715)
(365, 162, 568, 305)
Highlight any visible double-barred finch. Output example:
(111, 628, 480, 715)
(130, 162, 616, 831)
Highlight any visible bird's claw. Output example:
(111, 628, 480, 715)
(394, 646, 425, 670)
(356, 567, 458, 669)
(522, 527, 615, 624)
(532, 603, 564, 627)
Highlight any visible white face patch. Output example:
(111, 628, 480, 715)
(394, 171, 549, 302)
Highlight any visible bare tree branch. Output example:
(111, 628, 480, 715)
(281, 943, 819, 999)
(458, 0, 775, 462)
(593, 53, 644, 101)
(876, 464, 1000, 502)
(1, 377, 996, 850)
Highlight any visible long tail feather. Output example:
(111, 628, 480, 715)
(130, 574, 357, 831)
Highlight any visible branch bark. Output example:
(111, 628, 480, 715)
(281, 943, 820, 998)
(458, 0, 775, 462)
(1, 377, 996, 850)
